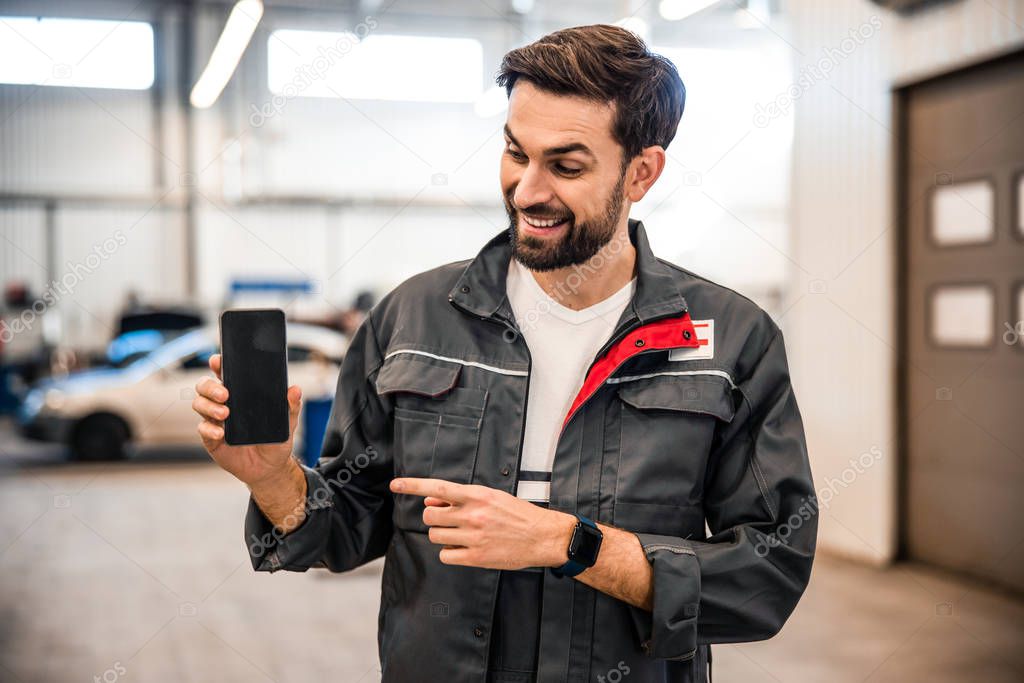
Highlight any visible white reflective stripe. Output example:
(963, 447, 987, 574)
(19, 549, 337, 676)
(606, 369, 736, 389)
(383, 348, 528, 377)
(515, 480, 551, 503)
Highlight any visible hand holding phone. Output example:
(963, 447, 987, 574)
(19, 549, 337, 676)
(192, 309, 303, 493)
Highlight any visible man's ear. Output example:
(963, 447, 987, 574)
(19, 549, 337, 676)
(625, 146, 667, 203)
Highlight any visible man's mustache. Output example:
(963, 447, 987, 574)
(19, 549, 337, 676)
(504, 192, 574, 223)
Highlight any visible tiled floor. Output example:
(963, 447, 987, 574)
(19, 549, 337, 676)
(0, 448, 1021, 682)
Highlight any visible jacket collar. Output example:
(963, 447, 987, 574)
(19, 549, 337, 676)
(448, 218, 689, 324)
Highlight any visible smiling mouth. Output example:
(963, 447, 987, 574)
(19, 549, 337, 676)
(521, 214, 569, 228)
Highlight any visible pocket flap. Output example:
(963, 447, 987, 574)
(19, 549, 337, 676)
(375, 352, 461, 397)
(616, 373, 735, 422)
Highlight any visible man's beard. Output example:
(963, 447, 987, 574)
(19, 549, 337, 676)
(504, 171, 626, 272)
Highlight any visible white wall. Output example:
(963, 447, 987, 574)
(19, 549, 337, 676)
(0, 205, 46, 293)
(55, 204, 187, 342)
(785, 0, 1024, 563)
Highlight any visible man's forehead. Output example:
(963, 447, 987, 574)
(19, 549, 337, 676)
(505, 81, 616, 150)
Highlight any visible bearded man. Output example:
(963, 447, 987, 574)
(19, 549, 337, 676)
(194, 24, 816, 683)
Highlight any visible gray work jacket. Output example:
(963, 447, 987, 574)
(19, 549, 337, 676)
(244, 218, 817, 682)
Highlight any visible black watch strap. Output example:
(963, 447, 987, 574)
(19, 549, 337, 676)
(551, 514, 602, 578)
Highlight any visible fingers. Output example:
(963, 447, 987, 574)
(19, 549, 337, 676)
(194, 369, 227, 453)
(195, 376, 227, 403)
(438, 547, 471, 566)
(197, 418, 224, 451)
(192, 395, 228, 422)
(427, 526, 468, 547)
(422, 502, 456, 527)
(424, 496, 451, 507)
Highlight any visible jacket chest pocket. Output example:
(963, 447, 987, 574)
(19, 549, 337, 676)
(376, 353, 488, 530)
(610, 372, 736, 536)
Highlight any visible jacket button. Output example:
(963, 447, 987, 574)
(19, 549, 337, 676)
(474, 626, 485, 638)
(683, 330, 692, 340)
(634, 339, 645, 347)
(500, 466, 511, 476)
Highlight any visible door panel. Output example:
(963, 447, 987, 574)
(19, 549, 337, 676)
(901, 51, 1024, 593)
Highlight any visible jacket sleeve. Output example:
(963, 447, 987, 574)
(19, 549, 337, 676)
(629, 322, 817, 660)
(244, 312, 394, 573)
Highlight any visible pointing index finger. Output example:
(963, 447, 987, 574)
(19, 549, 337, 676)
(390, 477, 467, 504)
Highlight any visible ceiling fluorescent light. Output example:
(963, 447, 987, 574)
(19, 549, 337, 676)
(190, 0, 263, 109)
(511, 0, 535, 14)
(658, 0, 720, 21)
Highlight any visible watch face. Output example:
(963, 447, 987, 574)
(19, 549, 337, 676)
(568, 522, 603, 566)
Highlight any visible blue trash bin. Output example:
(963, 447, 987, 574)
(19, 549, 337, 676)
(0, 364, 17, 415)
(301, 397, 333, 467)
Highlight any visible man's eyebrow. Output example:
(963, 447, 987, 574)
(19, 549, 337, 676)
(503, 124, 519, 146)
(546, 142, 594, 157)
(503, 124, 595, 158)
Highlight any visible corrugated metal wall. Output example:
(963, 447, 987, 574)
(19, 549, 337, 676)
(0, 3, 188, 349)
(0, 85, 157, 194)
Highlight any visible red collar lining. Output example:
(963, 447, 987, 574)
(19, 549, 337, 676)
(561, 312, 700, 429)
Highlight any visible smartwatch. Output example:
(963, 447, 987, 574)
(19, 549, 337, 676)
(551, 514, 603, 578)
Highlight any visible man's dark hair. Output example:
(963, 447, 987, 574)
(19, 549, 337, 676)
(496, 24, 686, 163)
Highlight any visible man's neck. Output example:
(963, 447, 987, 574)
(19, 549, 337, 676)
(526, 224, 636, 312)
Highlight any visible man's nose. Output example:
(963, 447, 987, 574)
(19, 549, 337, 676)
(513, 164, 554, 210)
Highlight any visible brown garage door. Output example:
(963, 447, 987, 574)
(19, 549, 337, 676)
(899, 50, 1024, 594)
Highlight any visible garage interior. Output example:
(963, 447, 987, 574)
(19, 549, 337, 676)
(1, 0, 1022, 681)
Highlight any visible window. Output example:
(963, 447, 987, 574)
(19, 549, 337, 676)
(268, 30, 483, 102)
(929, 284, 994, 348)
(931, 179, 994, 246)
(0, 16, 154, 90)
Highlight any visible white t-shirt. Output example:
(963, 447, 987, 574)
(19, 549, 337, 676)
(505, 256, 636, 506)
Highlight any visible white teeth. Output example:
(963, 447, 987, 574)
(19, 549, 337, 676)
(522, 215, 565, 228)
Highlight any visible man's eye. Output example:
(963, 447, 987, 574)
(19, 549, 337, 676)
(555, 164, 582, 177)
(505, 145, 526, 161)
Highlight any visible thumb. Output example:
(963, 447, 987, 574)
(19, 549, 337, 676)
(287, 384, 303, 417)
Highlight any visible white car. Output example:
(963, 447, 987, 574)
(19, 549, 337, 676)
(18, 323, 347, 461)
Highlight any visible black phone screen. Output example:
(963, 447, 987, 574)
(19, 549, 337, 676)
(219, 308, 290, 446)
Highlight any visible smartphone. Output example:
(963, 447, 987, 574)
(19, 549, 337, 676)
(219, 308, 290, 446)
